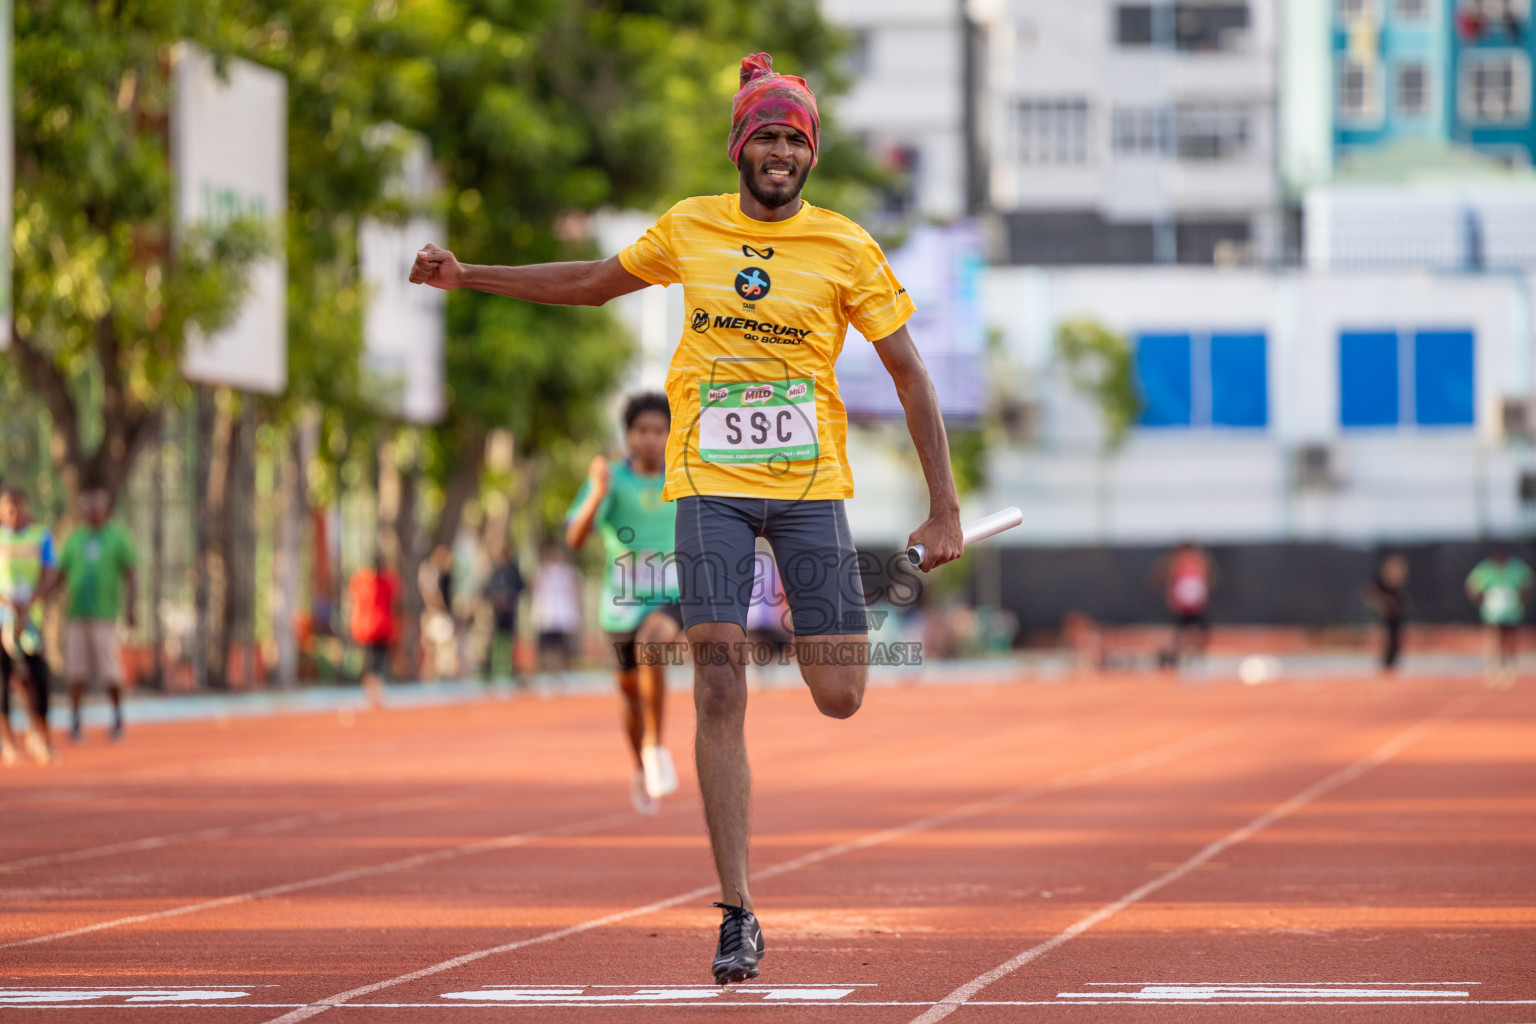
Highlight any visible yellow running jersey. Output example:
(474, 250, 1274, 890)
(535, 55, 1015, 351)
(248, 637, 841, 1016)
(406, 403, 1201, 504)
(618, 194, 914, 502)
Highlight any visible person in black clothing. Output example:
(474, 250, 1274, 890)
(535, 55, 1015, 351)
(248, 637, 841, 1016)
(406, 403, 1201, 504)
(1366, 552, 1409, 672)
(482, 542, 525, 685)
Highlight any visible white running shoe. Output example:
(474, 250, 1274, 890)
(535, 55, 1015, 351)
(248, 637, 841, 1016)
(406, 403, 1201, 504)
(630, 768, 660, 815)
(642, 744, 679, 798)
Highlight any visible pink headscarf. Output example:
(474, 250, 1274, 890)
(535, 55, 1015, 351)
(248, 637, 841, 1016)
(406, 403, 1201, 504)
(727, 52, 820, 167)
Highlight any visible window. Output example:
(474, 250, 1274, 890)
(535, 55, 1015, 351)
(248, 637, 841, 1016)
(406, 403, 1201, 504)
(1414, 330, 1475, 425)
(1115, 3, 1250, 49)
(1396, 62, 1430, 116)
(1117, 4, 1155, 44)
(1135, 331, 1269, 428)
(1459, 0, 1529, 20)
(1339, 58, 1383, 123)
(843, 30, 872, 77)
(1175, 104, 1251, 159)
(1112, 107, 1173, 156)
(1017, 97, 1092, 164)
(1210, 333, 1269, 427)
(1461, 52, 1531, 124)
(1173, 2, 1250, 49)
(1339, 328, 1476, 427)
(1395, 0, 1429, 18)
(1339, 331, 1400, 427)
(1113, 105, 1250, 160)
(1137, 335, 1194, 426)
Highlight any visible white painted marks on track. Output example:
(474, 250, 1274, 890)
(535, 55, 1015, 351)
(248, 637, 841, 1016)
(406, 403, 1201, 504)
(440, 984, 866, 1004)
(1058, 982, 1475, 1003)
(0, 987, 257, 1004)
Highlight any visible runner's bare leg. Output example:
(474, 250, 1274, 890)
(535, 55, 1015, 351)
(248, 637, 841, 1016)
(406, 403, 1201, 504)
(690, 621, 752, 909)
(795, 634, 867, 720)
(616, 669, 644, 766)
(636, 610, 683, 748)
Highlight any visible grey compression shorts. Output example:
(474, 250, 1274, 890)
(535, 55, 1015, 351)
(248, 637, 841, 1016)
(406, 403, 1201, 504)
(674, 496, 871, 637)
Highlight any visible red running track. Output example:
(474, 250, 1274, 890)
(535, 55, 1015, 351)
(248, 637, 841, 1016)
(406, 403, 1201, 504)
(0, 673, 1532, 1022)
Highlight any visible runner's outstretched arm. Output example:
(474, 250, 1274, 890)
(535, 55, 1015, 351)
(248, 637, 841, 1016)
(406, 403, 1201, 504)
(409, 245, 647, 307)
(872, 324, 965, 571)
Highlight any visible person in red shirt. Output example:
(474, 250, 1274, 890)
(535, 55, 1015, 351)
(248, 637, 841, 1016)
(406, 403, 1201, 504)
(349, 554, 400, 709)
(1156, 541, 1217, 668)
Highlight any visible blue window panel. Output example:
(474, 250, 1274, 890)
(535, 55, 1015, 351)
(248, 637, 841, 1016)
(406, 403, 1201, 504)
(1414, 329, 1475, 426)
(1339, 330, 1400, 427)
(1210, 333, 1268, 428)
(1136, 333, 1192, 427)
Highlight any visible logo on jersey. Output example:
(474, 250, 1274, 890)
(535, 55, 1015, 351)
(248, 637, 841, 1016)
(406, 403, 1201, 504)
(742, 245, 774, 260)
(734, 267, 771, 301)
(706, 386, 730, 403)
(690, 308, 711, 333)
(741, 386, 775, 405)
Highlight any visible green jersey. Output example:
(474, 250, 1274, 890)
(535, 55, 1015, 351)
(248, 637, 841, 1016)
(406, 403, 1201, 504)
(0, 522, 56, 629)
(567, 460, 679, 633)
(59, 522, 138, 621)
(1467, 557, 1534, 626)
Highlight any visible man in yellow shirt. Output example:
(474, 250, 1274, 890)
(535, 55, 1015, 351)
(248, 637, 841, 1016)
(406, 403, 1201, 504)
(410, 52, 963, 983)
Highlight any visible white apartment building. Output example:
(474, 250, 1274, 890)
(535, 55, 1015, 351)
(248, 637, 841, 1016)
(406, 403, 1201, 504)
(820, 0, 969, 227)
(979, 0, 1283, 264)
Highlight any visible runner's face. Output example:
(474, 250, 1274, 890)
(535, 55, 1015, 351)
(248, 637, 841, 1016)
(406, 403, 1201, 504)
(626, 411, 669, 468)
(739, 126, 812, 209)
(0, 496, 21, 530)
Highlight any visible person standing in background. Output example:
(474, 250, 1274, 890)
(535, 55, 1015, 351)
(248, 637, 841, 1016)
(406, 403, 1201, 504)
(0, 486, 59, 765)
(56, 487, 138, 741)
(348, 553, 400, 708)
(1366, 552, 1409, 673)
(532, 543, 582, 674)
(481, 542, 525, 686)
(1466, 549, 1533, 688)
(1156, 541, 1216, 668)
(418, 544, 457, 680)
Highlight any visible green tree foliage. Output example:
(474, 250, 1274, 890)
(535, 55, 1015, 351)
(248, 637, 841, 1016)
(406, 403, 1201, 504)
(8, 0, 867, 538)
(355, 0, 868, 541)
(1055, 318, 1143, 451)
(9, 1, 269, 504)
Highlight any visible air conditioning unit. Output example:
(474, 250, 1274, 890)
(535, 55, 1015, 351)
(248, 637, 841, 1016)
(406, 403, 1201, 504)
(1293, 444, 1338, 490)
(1501, 397, 1532, 441)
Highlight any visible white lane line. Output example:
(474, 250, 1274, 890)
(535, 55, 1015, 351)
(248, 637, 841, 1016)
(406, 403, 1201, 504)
(906, 691, 1481, 1024)
(260, 716, 1258, 1023)
(1059, 984, 1470, 1000)
(0, 784, 512, 873)
(10, 999, 1536, 1011)
(0, 700, 1132, 947)
(0, 808, 640, 951)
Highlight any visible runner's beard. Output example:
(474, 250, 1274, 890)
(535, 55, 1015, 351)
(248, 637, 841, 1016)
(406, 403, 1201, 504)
(741, 158, 811, 210)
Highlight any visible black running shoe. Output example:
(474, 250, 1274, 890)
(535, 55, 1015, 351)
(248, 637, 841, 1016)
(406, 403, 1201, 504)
(710, 901, 764, 984)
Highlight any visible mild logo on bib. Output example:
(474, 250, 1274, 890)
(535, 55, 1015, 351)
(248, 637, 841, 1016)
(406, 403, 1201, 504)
(698, 379, 819, 464)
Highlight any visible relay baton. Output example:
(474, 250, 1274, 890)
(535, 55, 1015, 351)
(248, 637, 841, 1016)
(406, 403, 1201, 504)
(906, 506, 1024, 569)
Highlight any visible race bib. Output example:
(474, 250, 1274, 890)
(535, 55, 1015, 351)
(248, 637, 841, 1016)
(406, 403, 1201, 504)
(697, 379, 819, 464)
(1485, 585, 1518, 620)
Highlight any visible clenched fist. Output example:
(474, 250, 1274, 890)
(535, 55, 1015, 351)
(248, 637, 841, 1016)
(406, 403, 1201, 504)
(410, 243, 464, 289)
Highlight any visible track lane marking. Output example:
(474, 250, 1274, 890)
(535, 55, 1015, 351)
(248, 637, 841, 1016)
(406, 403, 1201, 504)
(0, 808, 642, 951)
(0, 693, 1126, 873)
(0, 783, 519, 873)
(0, 698, 1176, 940)
(906, 690, 1483, 1024)
(259, 715, 1260, 1023)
